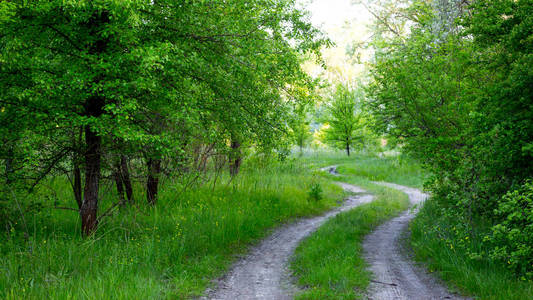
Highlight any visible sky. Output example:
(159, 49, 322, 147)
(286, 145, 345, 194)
(305, 0, 372, 32)
(298, 0, 374, 84)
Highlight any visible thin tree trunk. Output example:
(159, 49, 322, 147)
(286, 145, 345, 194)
(73, 160, 82, 210)
(346, 141, 350, 156)
(5, 147, 13, 184)
(146, 158, 161, 205)
(81, 125, 101, 236)
(73, 127, 83, 210)
(113, 161, 125, 206)
(120, 155, 133, 204)
(229, 139, 242, 176)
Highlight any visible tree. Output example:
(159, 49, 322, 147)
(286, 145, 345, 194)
(367, 0, 533, 224)
(323, 85, 364, 156)
(0, 0, 327, 235)
(288, 104, 313, 155)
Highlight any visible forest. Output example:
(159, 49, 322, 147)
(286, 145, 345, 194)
(0, 0, 531, 299)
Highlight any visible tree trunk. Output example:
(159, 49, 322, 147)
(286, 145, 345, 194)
(146, 158, 161, 205)
(113, 161, 125, 206)
(229, 139, 242, 176)
(80, 10, 109, 235)
(81, 125, 101, 236)
(5, 147, 13, 184)
(120, 155, 133, 204)
(346, 141, 350, 156)
(73, 127, 83, 210)
(73, 160, 82, 210)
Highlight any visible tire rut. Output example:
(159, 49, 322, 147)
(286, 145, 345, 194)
(364, 182, 467, 300)
(203, 180, 372, 300)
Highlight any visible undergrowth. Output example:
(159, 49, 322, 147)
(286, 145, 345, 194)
(0, 159, 342, 299)
(410, 198, 533, 300)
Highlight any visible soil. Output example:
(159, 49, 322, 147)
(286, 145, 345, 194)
(204, 167, 466, 300)
(203, 180, 372, 299)
(363, 182, 467, 300)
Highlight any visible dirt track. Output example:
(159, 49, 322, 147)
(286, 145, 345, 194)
(204, 167, 465, 300)
(203, 181, 372, 300)
(364, 182, 466, 300)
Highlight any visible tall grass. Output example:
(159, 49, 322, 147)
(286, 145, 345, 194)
(0, 159, 342, 299)
(410, 199, 533, 300)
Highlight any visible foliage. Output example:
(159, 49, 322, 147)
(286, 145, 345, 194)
(0, 0, 328, 233)
(411, 197, 533, 300)
(366, 0, 533, 280)
(289, 104, 313, 154)
(322, 85, 366, 156)
(484, 180, 533, 279)
(308, 181, 323, 202)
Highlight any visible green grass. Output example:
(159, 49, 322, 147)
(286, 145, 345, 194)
(290, 175, 409, 299)
(301, 151, 427, 188)
(0, 159, 343, 299)
(410, 199, 533, 300)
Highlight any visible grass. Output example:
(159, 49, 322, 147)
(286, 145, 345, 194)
(290, 175, 409, 299)
(301, 151, 427, 188)
(410, 199, 533, 300)
(0, 158, 343, 299)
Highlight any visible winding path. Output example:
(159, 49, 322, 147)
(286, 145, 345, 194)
(203, 181, 373, 300)
(204, 166, 465, 300)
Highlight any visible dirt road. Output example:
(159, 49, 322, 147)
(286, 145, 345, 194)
(364, 182, 466, 300)
(203, 181, 372, 300)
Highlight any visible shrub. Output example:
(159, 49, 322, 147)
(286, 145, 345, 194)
(484, 180, 533, 279)
(308, 182, 323, 202)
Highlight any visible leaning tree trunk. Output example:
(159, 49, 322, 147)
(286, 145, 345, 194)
(146, 158, 161, 205)
(229, 139, 242, 176)
(73, 159, 82, 210)
(73, 126, 83, 210)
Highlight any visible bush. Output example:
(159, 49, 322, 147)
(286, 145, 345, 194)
(308, 182, 323, 202)
(484, 180, 533, 279)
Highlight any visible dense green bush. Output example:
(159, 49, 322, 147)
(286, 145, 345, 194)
(484, 181, 533, 279)
(308, 182, 323, 202)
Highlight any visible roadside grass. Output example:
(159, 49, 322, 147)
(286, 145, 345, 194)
(410, 199, 533, 300)
(301, 151, 427, 188)
(290, 173, 410, 299)
(0, 159, 342, 299)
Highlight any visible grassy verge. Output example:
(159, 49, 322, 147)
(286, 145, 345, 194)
(290, 174, 409, 299)
(301, 151, 427, 188)
(0, 159, 342, 299)
(410, 199, 533, 300)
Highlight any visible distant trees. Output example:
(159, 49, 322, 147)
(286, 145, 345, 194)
(323, 85, 364, 156)
(0, 0, 326, 235)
